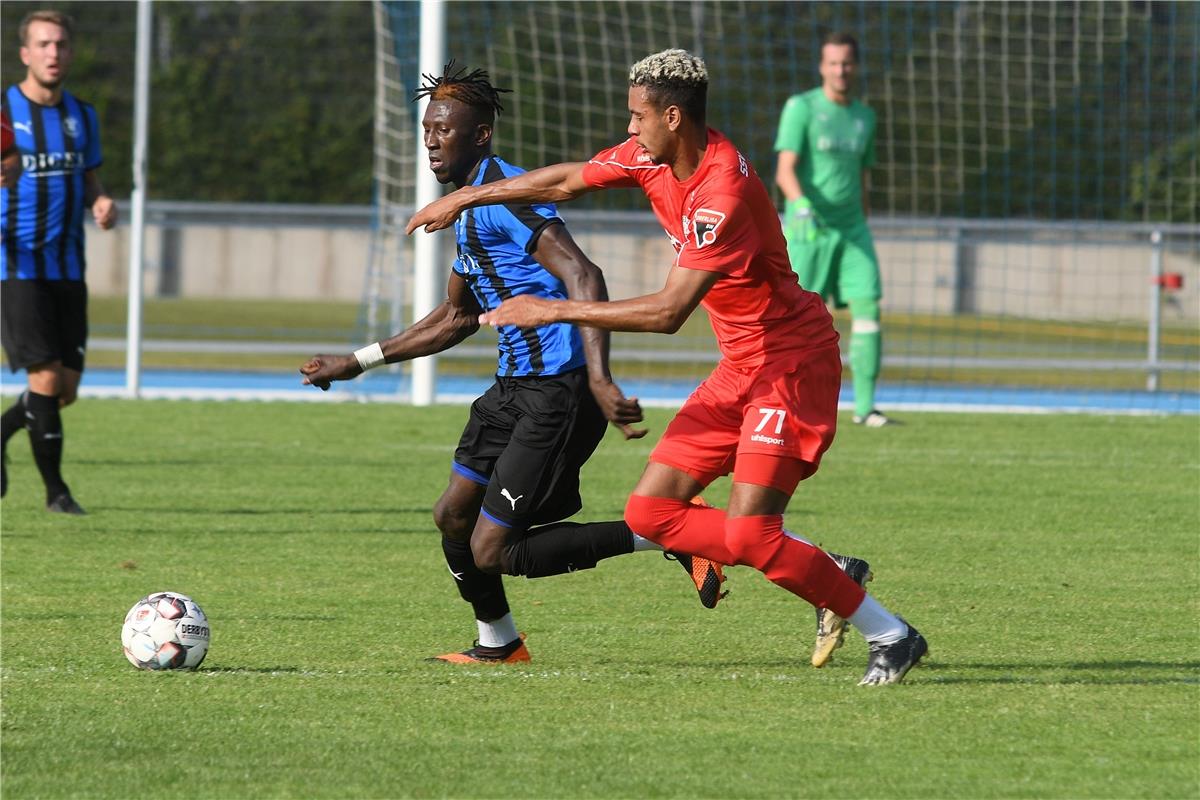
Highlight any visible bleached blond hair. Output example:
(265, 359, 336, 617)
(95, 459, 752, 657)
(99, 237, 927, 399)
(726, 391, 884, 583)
(628, 49, 709, 124)
(628, 49, 708, 86)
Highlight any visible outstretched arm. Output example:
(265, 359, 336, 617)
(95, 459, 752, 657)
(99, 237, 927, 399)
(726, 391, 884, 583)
(300, 272, 482, 390)
(532, 223, 646, 440)
(406, 162, 595, 235)
(480, 263, 720, 335)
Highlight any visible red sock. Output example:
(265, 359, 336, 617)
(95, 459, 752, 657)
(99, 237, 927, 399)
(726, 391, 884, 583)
(724, 515, 866, 618)
(624, 494, 737, 564)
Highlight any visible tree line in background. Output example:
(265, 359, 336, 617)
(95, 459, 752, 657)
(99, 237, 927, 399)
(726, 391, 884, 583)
(2, 1, 1195, 223)
(1, 0, 375, 205)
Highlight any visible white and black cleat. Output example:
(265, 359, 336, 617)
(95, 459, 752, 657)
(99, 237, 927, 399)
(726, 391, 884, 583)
(859, 620, 928, 685)
(852, 410, 895, 428)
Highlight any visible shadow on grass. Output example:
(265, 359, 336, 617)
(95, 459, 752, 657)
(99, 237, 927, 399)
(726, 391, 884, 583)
(0, 524, 435, 537)
(93, 507, 435, 516)
(200, 666, 316, 675)
(74, 459, 230, 466)
(160, 659, 1200, 684)
(4, 612, 342, 622)
(916, 659, 1200, 686)
(640, 658, 1200, 686)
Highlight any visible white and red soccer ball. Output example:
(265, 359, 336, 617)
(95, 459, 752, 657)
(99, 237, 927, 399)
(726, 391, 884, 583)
(121, 591, 210, 670)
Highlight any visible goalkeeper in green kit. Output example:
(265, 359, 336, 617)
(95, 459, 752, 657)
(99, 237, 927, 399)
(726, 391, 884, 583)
(774, 31, 891, 427)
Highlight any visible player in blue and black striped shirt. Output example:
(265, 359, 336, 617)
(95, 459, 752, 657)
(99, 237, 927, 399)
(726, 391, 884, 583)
(301, 63, 726, 663)
(1, 11, 117, 514)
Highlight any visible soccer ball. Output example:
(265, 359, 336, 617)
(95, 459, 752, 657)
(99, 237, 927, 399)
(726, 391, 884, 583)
(121, 591, 211, 670)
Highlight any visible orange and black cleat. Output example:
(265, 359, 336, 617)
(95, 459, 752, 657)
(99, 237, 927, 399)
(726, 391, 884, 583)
(667, 551, 729, 609)
(428, 635, 530, 665)
(662, 494, 729, 609)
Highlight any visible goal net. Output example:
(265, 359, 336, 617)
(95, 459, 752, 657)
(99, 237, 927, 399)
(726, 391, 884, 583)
(370, 0, 1199, 413)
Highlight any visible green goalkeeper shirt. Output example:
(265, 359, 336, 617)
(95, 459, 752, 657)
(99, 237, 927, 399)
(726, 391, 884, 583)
(774, 87, 876, 229)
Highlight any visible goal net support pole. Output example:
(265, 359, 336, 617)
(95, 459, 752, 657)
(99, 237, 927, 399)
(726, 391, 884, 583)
(124, 0, 153, 398)
(410, 0, 447, 406)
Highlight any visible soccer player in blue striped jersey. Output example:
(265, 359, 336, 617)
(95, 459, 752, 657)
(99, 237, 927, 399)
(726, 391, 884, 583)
(455, 154, 586, 379)
(1, 11, 117, 514)
(300, 63, 726, 664)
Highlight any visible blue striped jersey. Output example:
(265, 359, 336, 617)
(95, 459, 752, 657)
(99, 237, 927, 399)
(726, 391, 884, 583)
(2, 85, 103, 281)
(454, 155, 586, 378)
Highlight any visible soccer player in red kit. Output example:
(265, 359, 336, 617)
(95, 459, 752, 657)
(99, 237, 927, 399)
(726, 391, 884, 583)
(409, 49, 927, 684)
(0, 109, 20, 187)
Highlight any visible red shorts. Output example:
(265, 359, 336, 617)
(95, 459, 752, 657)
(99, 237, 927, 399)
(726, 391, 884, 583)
(650, 345, 841, 493)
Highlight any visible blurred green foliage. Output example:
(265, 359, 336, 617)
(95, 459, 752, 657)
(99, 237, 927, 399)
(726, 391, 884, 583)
(1, 1, 374, 204)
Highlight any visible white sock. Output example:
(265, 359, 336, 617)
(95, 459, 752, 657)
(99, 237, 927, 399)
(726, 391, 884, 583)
(782, 528, 815, 547)
(477, 613, 519, 648)
(848, 595, 908, 645)
(631, 533, 662, 552)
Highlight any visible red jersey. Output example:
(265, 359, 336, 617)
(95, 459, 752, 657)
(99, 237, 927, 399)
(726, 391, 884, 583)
(1, 109, 14, 157)
(581, 130, 837, 370)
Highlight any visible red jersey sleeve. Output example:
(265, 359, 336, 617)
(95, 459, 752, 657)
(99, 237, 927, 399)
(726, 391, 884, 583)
(677, 192, 760, 277)
(1, 110, 15, 157)
(580, 138, 652, 189)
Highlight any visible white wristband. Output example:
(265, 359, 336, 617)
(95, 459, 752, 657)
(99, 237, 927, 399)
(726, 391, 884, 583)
(353, 342, 385, 372)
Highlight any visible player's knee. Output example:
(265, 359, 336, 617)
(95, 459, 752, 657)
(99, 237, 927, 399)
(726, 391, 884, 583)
(625, 493, 699, 551)
(723, 516, 757, 566)
(724, 515, 785, 570)
(470, 534, 504, 575)
(623, 493, 653, 535)
(26, 368, 61, 397)
(432, 498, 473, 541)
(59, 388, 78, 407)
(623, 493, 669, 543)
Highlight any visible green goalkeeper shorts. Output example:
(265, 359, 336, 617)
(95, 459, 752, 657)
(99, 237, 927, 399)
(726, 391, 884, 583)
(784, 219, 881, 308)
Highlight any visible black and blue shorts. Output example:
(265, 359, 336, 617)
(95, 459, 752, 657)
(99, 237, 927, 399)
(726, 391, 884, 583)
(453, 367, 607, 530)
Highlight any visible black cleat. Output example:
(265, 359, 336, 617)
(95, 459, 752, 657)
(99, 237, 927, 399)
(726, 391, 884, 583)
(859, 620, 928, 685)
(46, 493, 86, 515)
(812, 553, 874, 667)
(665, 551, 728, 608)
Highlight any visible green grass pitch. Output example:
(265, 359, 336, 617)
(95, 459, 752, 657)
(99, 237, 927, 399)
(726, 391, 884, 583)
(1, 399, 1197, 798)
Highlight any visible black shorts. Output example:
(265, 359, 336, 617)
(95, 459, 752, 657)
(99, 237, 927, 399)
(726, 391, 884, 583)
(453, 367, 607, 529)
(1, 279, 88, 372)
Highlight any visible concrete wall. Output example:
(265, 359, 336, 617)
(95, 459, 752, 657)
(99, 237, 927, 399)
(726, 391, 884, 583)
(86, 223, 371, 302)
(82, 208, 1200, 322)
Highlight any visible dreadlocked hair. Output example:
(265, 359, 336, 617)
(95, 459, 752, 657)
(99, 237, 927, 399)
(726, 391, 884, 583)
(413, 60, 511, 123)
